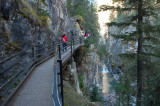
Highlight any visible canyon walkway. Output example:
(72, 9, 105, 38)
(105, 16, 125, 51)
(4, 44, 81, 106)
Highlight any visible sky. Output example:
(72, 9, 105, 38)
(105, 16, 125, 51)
(96, 0, 114, 36)
(97, 0, 113, 6)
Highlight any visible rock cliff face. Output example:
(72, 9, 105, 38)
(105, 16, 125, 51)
(74, 47, 102, 90)
(0, 0, 74, 58)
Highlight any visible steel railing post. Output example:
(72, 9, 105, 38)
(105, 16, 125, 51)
(71, 40, 73, 62)
(32, 45, 35, 65)
(73, 39, 74, 52)
(53, 41, 55, 53)
(58, 44, 61, 59)
(73, 39, 74, 46)
(80, 37, 81, 45)
(60, 59, 63, 106)
(32, 45, 34, 58)
(57, 43, 64, 106)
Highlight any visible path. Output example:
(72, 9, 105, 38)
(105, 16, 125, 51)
(7, 57, 54, 106)
(6, 44, 82, 106)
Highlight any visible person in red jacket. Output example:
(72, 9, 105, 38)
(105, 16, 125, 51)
(84, 32, 88, 39)
(61, 34, 68, 52)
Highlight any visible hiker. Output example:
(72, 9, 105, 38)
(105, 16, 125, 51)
(84, 32, 88, 39)
(61, 34, 68, 52)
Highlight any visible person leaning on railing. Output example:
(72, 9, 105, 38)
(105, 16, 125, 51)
(61, 34, 68, 52)
(84, 32, 88, 39)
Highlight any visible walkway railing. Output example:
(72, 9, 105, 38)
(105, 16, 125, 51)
(0, 36, 84, 106)
(0, 41, 56, 105)
(53, 37, 84, 106)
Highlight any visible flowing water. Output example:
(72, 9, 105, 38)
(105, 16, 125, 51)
(102, 65, 116, 105)
(102, 66, 109, 94)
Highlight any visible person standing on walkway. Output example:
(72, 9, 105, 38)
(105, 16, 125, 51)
(61, 34, 68, 52)
(84, 32, 88, 39)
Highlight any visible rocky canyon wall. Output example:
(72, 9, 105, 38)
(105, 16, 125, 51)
(0, 0, 74, 58)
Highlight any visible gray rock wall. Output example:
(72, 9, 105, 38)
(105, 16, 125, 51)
(0, 0, 75, 58)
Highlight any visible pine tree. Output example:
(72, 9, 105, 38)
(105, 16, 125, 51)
(66, 0, 99, 36)
(90, 85, 103, 102)
(100, 0, 160, 105)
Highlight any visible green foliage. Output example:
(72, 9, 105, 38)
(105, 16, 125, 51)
(75, 6, 84, 17)
(20, 0, 41, 24)
(74, 15, 83, 23)
(67, 0, 74, 16)
(114, 74, 134, 105)
(1, 32, 10, 37)
(78, 74, 84, 90)
(10, 42, 20, 48)
(78, 74, 90, 96)
(101, 0, 160, 105)
(90, 85, 104, 103)
(67, 0, 100, 36)
(84, 36, 108, 62)
(64, 81, 97, 106)
(96, 41, 108, 61)
(84, 37, 99, 47)
(39, 0, 47, 5)
(20, 0, 50, 28)
(36, 8, 50, 17)
(6, 42, 20, 50)
(38, 16, 49, 27)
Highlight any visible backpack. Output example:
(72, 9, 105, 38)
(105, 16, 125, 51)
(62, 37, 65, 43)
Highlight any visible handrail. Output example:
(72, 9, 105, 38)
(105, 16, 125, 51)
(0, 51, 25, 64)
(0, 41, 56, 105)
(0, 41, 54, 64)
(0, 35, 84, 105)
(54, 36, 84, 106)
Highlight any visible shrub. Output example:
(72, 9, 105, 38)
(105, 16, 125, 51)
(90, 85, 104, 103)
(78, 74, 90, 96)
(20, 0, 50, 28)
(78, 74, 84, 90)
(10, 42, 20, 48)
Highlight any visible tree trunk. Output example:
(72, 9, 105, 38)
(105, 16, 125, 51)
(137, 0, 143, 106)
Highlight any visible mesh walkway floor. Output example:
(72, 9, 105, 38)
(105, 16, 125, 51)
(6, 44, 82, 106)
(7, 57, 54, 106)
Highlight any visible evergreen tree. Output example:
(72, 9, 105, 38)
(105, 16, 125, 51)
(90, 85, 103, 103)
(100, 0, 160, 105)
(66, 0, 99, 37)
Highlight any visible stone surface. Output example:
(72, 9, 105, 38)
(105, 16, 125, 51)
(0, 0, 76, 58)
